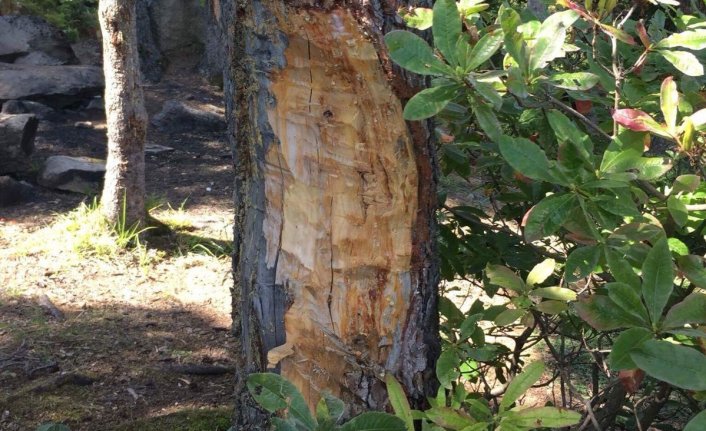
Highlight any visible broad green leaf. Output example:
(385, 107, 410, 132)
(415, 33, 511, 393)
(500, 7, 528, 73)
(593, 194, 640, 217)
(663, 293, 706, 328)
(459, 313, 482, 340)
(316, 392, 345, 424)
(548, 72, 600, 90)
(658, 49, 704, 76)
(607, 282, 650, 326)
(473, 102, 502, 142)
(546, 109, 589, 147)
(526, 258, 555, 287)
(340, 412, 407, 431)
(529, 11, 579, 71)
(575, 295, 636, 331)
(486, 264, 526, 293)
(667, 196, 689, 226)
(512, 407, 581, 428)
(565, 245, 601, 282)
(672, 174, 701, 193)
(494, 308, 527, 326)
(470, 78, 503, 110)
(631, 340, 706, 391)
(399, 8, 433, 30)
(386, 374, 414, 431)
(661, 77, 679, 132)
(271, 417, 298, 431)
(499, 361, 544, 411)
(534, 300, 568, 315)
(425, 406, 476, 430)
(247, 373, 317, 429)
(467, 31, 504, 70)
(609, 327, 653, 370)
(460, 424, 489, 431)
(524, 194, 576, 242)
(433, 0, 462, 66)
(641, 238, 674, 324)
(678, 255, 706, 288)
(668, 238, 689, 256)
(685, 410, 706, 431)
(690, 108, 706, 130)
(631, 157, 673, 181)
(437, 350, 460, 388)
(530, 286, 577, 301)
(498, 136, 555, 183)
(606, 248, 641, 291)
(599, 22, 636, 45)
(403, 85, 460, 120)
(385, 31, 450, 76)
(655, 29, 706, 50)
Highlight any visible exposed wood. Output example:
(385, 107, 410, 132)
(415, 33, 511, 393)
(98, 0, 148, 226)
(221, 0, 439, 426)
(0, 113, 37, 174)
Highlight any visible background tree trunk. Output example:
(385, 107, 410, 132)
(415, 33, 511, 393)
(220, 0, 439, 427)
(99, 0, 148, 226)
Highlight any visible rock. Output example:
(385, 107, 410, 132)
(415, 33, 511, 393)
(1, 99, 54, 119)
(38, 156, 106, 194)
(0, 176, 34, 207)
(151, 100, 225, 132)
(0, 63, 103, 108)
(150, 0, 205, 57)
(0, 15, 78, 66)
(0, 113, 38, 174)
(86, 97, 104, 111)
(145, 143, 175, 154)
(136, 0, 164, 82)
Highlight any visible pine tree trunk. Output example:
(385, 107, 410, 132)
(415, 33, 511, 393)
(221, 0, 439, 427)
(99, 0, 148, 226)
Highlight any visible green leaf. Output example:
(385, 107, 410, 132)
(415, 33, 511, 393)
(667, 196, 689, 227)
(685, 410, 706, 431)
(320, 392, 345, 423)
(512, 407, 581, 428)
(641, 238, 675, 324)
(460, 424, 489, 431)
(486, 264, 526, 293)
(425, 407, 476, 430)
(433, 0, 462, 66)
(500, 7, 528, 73)
(526, 258, 555, 287)
(655, 29, 706, 50)
(386, 374, 414, 431)
(607, 282, 650, 325)
(340, 412, 407, 431)
(498, 136, 555, 183)
(494, 309, 527, 326)
(403, 85, 459, 120)
(661, 76, 679, 132)
(575, 295, 635, 331)
(609, 327, 653, 370)
(500, 361, 544, 411)
(565, 245, 601, 282)
(524, 194, 576, 242)
(467, 31, 504, 70)
(548, 72, 600, 90)
(437, 350, 460, 388)
(528, 11, 579, 72)
(247, 373, 317, 429)
(385, 31, 450, 76)
(472, 102, 503, 142)
(529, 286, 577, 301)
(631, 340, 706, 391)
(534, 300, 568, 315)
(470, 78, 503, 110)
(546, 109, 589, 147)
(631, 157, 673, 181)
(672, 174, 701, 193)
(678, 255, 706, 288)
(663, 293, 706, 329)
(459, 313, 483, 340)
(658, 49, 704, 76)
(399, 8, 433, 30)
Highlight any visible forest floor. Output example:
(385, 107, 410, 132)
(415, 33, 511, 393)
(0, 71, 235, 430)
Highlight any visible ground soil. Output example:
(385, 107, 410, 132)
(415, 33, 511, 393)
(0, 67, 235, 430)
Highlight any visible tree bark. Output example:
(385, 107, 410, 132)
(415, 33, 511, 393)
(99, 0, 148, 226)
(221, 0, 439, 427)
(0, 113, 37, 174)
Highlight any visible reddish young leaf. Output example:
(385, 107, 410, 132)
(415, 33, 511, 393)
(619, 369, 645, 394)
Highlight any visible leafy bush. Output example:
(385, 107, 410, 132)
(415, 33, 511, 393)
(5, 0, 98, 41)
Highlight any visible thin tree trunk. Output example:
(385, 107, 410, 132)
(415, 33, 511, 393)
(99, 0, 148, 226)
(221, 0, 439, 427)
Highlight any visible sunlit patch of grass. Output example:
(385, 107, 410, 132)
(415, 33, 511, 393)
(150, 199, 194, 232)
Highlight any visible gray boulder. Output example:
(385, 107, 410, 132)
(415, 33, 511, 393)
(0, 176, 34, 207)
(0, 63, 103, 108)
(0, 113, 38, 174)
(2, 99, 54, 119)
(38, 156, 106, 194)
(0, 15, 78, 66)
(151, 100, 225, 132)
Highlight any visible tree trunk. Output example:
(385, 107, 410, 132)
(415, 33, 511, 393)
(99, 0, 148, 226)
(221, 0, 439, 427)
(0, 113, 37, 174)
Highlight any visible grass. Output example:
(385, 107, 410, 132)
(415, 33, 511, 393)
(113, 408, 232, 431)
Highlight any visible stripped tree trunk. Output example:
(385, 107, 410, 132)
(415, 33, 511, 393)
(220, 0, 439, 427)
(99, 0, 148, 226)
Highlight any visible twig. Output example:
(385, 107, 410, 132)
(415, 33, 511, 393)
(547, 94, 612, 142)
